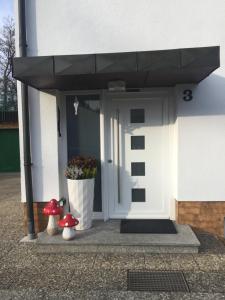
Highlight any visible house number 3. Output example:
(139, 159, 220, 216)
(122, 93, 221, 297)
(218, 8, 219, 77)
(183, 89, 193, 101)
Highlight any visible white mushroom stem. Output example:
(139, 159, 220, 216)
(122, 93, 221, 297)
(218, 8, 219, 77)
(47, 215, 58, 236)
(62, 227, 76, 240)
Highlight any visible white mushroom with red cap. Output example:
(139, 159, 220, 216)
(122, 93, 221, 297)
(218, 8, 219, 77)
(58, 213, 79, 240)
(43, 199, 61, 236)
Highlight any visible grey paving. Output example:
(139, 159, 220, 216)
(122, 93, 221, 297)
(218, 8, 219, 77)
(193, 254, 225, 271)
(1, 174, 225, 299)
(94, 253, 145, 270)
(1, 289, 225, 300)
(196, 232, 225, 254)
(184, 271, 225, 293)
(144, 253, 200, 271)
(36, 219, 200, 254)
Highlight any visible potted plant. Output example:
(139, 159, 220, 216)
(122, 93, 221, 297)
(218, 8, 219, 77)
(65, 156, 97, 230)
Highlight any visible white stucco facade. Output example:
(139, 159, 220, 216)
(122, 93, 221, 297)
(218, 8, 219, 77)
(14, 0, 225, 214)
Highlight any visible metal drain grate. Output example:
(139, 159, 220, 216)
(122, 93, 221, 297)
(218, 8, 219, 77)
(127, 271, 190, 292)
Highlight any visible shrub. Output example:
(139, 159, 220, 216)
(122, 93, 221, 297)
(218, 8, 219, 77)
(65, 156, 97, 180)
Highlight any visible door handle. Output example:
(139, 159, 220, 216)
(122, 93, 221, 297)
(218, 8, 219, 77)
(108, 159, 112, 163)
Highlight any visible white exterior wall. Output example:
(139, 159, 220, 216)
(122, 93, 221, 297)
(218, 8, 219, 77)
(15, 2, 61, 202)
(176, 81, 225, 201)
(15, 0, 225, 203)
(57, 92, 68, 202)
(17, 83, 60, 202)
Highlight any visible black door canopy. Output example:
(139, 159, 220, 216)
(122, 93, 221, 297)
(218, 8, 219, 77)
(13, 46, 220, 91)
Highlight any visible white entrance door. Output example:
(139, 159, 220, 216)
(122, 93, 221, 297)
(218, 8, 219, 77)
(108, 97, 170, 219)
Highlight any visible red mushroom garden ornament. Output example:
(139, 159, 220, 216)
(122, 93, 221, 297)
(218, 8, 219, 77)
(43, 199, 61, 236)
(58, 213, 79, 240)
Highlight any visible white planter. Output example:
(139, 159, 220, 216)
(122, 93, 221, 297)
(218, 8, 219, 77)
(67, 178, 95, 230)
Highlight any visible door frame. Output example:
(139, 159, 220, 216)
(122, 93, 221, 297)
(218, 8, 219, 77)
(101, 88, 176, 220)
(62, 88, 176, 221)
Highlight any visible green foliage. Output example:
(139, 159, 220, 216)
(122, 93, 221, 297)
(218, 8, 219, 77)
(0, 17, 17, 108)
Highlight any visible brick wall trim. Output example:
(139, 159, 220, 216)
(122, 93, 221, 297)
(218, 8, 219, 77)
(23, 202, 63, 234)
(176, 200, 225, 237)
(0, 122, 19, 129)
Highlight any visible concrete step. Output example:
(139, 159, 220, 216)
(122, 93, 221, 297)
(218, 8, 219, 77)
(25, 220, 200, 254)
(36, 244, 199, 254)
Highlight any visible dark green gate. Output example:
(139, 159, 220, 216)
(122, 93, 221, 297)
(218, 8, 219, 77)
(0, 129, 20, 172)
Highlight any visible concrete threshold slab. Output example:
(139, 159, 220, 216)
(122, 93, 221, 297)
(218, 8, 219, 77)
(35, 220, 200, 254)
(20, 236, 37, 243)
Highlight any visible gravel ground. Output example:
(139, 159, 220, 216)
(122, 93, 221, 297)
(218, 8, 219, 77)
(0, 174, 225, 299)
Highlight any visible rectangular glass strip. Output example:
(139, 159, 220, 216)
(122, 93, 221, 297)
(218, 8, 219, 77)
(132, 189, 146, 202)
(131, 162, 145, 176)
(131, 136, 145, 150)
(66, 94, 102, 212)
(130, 109, 145, 123)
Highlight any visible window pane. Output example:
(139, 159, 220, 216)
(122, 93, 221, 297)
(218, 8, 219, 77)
(131, 162, 145, 176)
(66, 94, 102, 212)
(132, 189, 146, 202)
(130, 109, 145, 123)
(131, 136, 145, 150)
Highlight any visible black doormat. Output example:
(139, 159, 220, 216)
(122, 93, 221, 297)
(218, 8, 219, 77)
(120, 219, 177, 234)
